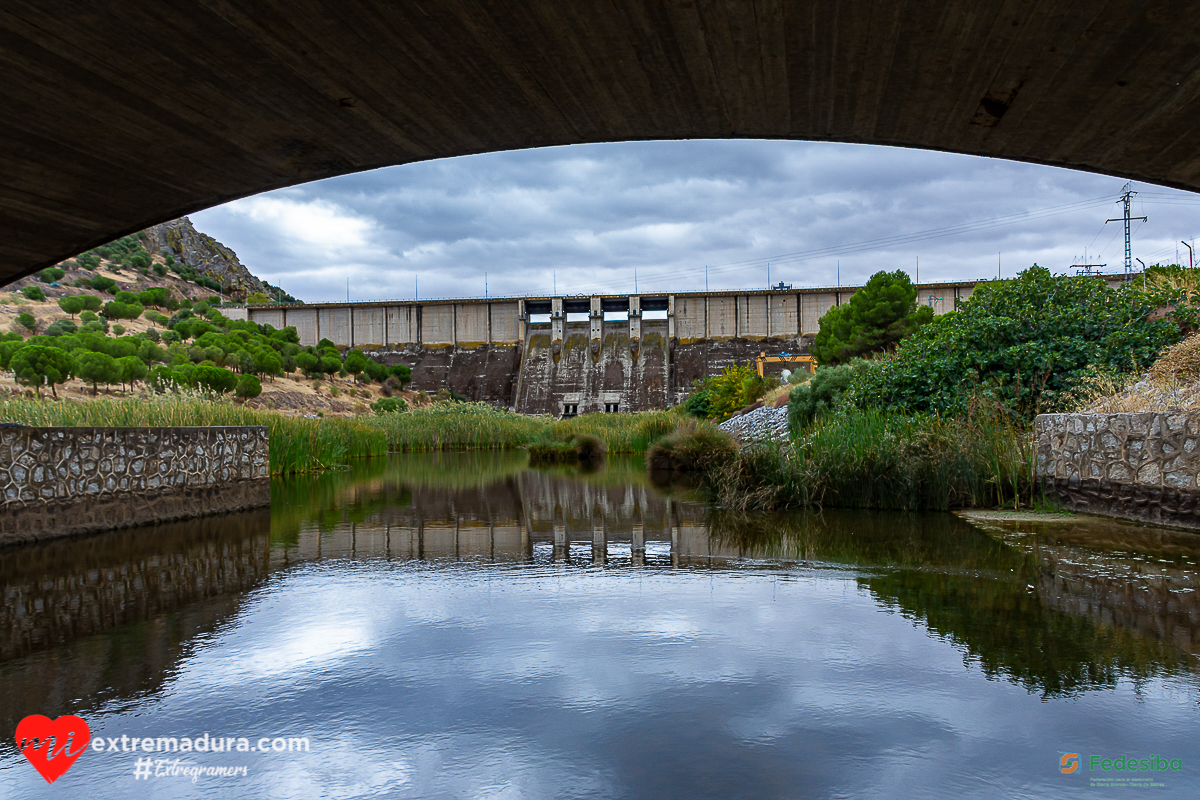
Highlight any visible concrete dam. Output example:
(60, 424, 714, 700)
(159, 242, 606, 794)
(239, 282, 979, 415)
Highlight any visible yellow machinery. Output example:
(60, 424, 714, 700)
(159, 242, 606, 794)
(755, 351, 815, 377)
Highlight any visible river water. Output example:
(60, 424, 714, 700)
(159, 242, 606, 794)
(1, 452, 1198, 798)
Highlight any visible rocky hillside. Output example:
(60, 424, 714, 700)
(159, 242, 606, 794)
(142, 217, 268, 300)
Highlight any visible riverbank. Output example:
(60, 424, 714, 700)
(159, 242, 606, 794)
(0, 395, 681, 476)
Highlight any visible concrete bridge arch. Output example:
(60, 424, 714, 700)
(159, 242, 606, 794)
(3, 1, 1200, 284)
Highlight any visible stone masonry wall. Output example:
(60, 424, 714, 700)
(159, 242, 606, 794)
(1036, 412, 1200, 529)
(0, 426, 270, 545)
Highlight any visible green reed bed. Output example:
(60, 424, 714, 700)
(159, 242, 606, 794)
(0, 394, 388, 476)
(364, 402, 549, 451)
(547, 410, 678, 453)
(707, 408, 1035, 512)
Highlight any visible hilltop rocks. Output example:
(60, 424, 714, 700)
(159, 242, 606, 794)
(144, 217, 267, 299)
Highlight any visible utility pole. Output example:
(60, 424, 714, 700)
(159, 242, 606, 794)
(1106, 183, 1147, 280)
(705, 265, 708, 292)
(997, 252, 1001, 280)
(485, 271, 488, 298)
(915, 256, 918, 285)
(767, 262, 770, 289)
(1184, 241, 1195, 269)
(1136, 258, 1146, 289)
(1072, 262, 1107, 276)
(837, 260, 840, 287)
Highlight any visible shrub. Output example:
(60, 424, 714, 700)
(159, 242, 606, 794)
(80, 294, 102, 312)
(45, 319, 77, 337)
(682, 388, 711, 418)
(38, 267, 65, 283)
(111, 324, 126, 336)
(15, 312, 36, 331)
(102, 300, 143, 320)
(788, 361, 865, 430)
(21, 285, 45, 301)
(371, 397, 407, 414)
(89, 275, 117, 293)
(849, 265, 1187, 420)
(702, 363, 765, 419)
(646, 419, 738, 472)
(235, 373, 263, 400)
(79, 310, 98, 324)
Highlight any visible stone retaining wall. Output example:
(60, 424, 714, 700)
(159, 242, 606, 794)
(1035, 413, 1200, 529)
(0, 426, 269, 545)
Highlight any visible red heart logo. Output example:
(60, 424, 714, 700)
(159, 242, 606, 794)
(15, 714, 90, 784)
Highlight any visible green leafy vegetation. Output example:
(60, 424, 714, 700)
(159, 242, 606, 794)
(811, 269, 933, 365)
(708, 407, 1034, 512)
(847, 266, 1188, 420)
(685, 362, 769, 420)
(21, 285, 45, 302)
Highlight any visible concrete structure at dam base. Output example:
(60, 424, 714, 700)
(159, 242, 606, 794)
(233, 278, 1121, 416)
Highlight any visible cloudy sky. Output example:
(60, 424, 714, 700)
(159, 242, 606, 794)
(190, 140, 1200, 304)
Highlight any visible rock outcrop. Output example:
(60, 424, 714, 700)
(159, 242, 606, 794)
(144, 217, 267, 300)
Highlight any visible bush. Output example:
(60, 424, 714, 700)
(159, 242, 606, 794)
(102, 300, 143, 320)
(682, 388, 711, 418)
(700, 363, 765, 419)
(646, 418, 738, 472)
(849, 265, 1188, 420)
(45, 319, 77, 337)
(15, 312, 36, 331)
(89, 275, 117, 293)
(788, 361, 865, 430)
(152, 263, 168, 277)
(111, 324, 126, 336)
(79, 310, 98, 323)
(38, 267, 65, 283)
(21, 285, 45, 301)
(235, 373, 263, 400)
(371, 397, 407, 414)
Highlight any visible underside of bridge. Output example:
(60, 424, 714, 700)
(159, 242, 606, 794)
(3, 1, 1199, 284)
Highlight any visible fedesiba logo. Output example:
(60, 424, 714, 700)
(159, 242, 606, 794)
(1060, 753, 1080, 774)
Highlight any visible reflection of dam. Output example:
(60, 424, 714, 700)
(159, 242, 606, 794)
(270, 470, 719, 569)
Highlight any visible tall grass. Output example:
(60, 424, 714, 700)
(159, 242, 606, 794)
(549, 410, 678, 453)
(364, 402, 548, 451)
(706, 407, 1036, 512)
(0, 394, 387, 476)
(365, 404, 681, 454)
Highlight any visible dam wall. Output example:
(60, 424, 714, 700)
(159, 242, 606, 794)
(245, 282, 979, 414)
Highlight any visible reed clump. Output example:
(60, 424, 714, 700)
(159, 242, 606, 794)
(0, 393, 388, 476)
(527, 432, 608, 465)
(646, 418, 738, 472)
(705, 407, 1035, 512)
(364, 402, 548, 451)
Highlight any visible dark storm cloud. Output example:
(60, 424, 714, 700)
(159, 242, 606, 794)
(190, 141, 1200, 303)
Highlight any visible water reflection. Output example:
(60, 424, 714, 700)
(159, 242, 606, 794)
(0, 454, 1198, 798)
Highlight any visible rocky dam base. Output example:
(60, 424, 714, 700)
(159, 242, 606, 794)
(0, 426, 270, 545)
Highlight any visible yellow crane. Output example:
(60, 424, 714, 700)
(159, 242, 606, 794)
(755, 351, 815, 378)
